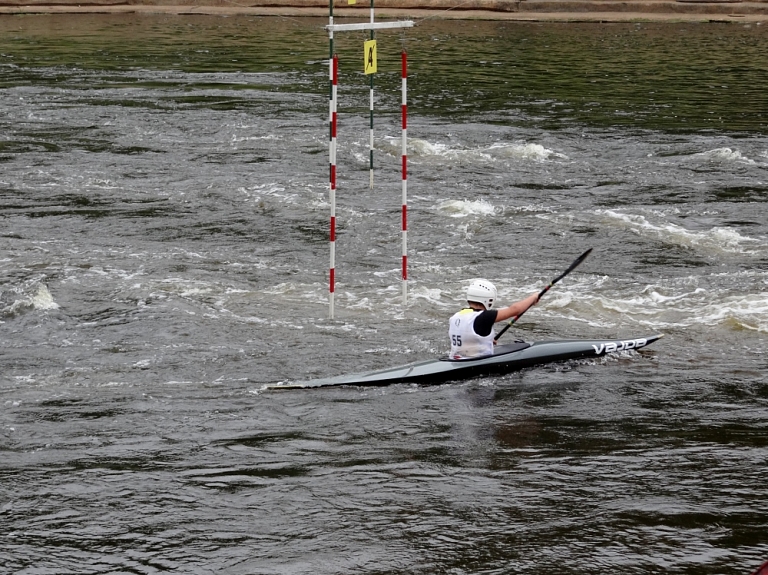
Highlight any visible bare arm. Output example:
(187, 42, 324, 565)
(494, 292, 540, 323)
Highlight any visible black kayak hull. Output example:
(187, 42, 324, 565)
(265, 333, 664, 390)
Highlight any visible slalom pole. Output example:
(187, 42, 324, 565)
(369, 0, 375, 189)
(328, 0, 336, 319)
(401, 50, 408, 305)
(323, 14, 413, 318)
(329, 54, 339, 319)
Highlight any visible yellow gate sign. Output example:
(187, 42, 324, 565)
(364, 39, 377, 74)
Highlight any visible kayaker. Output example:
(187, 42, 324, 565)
(449, 279, 540, 359)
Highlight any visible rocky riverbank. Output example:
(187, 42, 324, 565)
(1, 0, 768, 22)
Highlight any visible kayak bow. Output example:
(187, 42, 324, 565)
(265, 333, 664, 390)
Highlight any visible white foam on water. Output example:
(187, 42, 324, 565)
(374, 137, 469, 161)
(377, 136, 568, 166)
(689, 147, 755, 164)
(361, 138, 570, 184)
(2, 282, 59, 316)
(263, 282, 299, 296)
(700, 293, 768, 332)
(486, 142, 568, 162)
(29, 284, 59, 311)
(435, 198, 499, 218)
(237, 182, 293, 204)
(347, 296, 373, 311)
(394, 138, 449, 158)
(595, 209, 765, 256)
(572, 274, 768, 333)
(257, 281, 329, 306)
(157, 278, 214, 297)
(407, 286, 449, 308)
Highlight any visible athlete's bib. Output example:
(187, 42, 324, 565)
(448, 308, 494, 359)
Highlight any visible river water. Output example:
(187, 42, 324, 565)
(1, 13, 767, 574)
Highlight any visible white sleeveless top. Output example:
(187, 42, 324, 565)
(448, 308, 495, 359)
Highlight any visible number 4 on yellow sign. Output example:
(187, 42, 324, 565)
(364, 39, 377, 75)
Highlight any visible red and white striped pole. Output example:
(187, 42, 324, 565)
(368, 1, 375, 189)
(329, 53, 339, 319)
(401, 50, 408, 305)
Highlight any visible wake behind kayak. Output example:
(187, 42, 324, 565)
(265, 333, 664, 390)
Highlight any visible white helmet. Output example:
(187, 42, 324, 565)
(466, 279, 497, 309)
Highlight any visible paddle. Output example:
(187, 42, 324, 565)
(494, 247, 593, 344)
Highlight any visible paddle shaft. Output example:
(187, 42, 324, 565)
(494, 248, 593, 343)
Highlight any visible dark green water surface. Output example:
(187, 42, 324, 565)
(2, 14, 767, 132)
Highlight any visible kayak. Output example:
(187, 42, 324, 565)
(265, 333, 664, 390)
